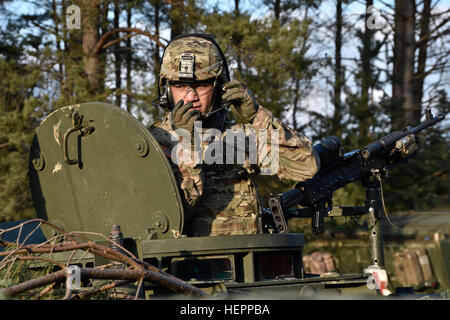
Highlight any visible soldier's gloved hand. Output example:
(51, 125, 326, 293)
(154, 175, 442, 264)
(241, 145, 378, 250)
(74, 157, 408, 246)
(171, 100, 201, 138)
(222, 80, 258, 124)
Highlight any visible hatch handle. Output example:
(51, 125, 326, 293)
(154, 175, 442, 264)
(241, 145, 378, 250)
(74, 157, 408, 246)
(63, 111, 94, 165)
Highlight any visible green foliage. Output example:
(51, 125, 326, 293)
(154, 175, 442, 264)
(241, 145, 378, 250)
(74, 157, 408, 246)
(203, 11, 314, 119)
(332, 182, 366, 207)
(0, 55, 45, 222)
(382, 126, 449, 212)
(0, 244, 62, 299)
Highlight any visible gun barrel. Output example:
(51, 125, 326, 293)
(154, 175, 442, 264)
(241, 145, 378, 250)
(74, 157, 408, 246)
(411, 113, 445, 133)
(362, 113, 444, 159)
(362, 131, 406, 159)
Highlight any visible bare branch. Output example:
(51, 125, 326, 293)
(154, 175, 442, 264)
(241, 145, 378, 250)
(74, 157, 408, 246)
(1, 269, 66, 298)
(414, 55, 448, 81)
(94, 28, 166, 55)
(416, 14, 450, 47)
(34, 282, 57, 300)
(1, 267, 207, 298)
(101, 34, 136, 51)
(0, 220, 207, 299)
(72, 280, 133, 299)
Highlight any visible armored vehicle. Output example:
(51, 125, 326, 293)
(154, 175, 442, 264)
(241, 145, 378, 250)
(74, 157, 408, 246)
(1, 101, 446, 299)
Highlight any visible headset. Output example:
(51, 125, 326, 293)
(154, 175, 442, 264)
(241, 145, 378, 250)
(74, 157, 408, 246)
(153, 33, 231, 122)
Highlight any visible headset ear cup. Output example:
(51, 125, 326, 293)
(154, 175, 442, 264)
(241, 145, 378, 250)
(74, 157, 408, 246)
(157, 81, 173, 110)
(167, 85, 174, 106)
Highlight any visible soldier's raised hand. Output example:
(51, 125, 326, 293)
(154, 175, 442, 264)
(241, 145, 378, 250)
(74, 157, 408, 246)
(222, 80, 258, 124)
(171, 100, 201, 137)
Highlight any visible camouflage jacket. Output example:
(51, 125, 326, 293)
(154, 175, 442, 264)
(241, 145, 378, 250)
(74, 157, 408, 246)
(149, 106, 320, 236)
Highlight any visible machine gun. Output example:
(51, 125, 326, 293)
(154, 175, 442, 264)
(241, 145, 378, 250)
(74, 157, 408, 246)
(266, 108, 445, 239)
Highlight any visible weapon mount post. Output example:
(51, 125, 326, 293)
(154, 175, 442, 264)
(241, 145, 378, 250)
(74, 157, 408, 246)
(363, 176, 386, 268)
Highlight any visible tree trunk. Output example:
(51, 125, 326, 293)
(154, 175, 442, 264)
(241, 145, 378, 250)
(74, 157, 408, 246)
(61, 0, 72, 100)
(292, 77, 300, 130)
(234, 0, 243, 74)
(292, 4, 310, 131)
(332, 0, 343, 137)
(403, 0, 417, 126)
(114, 0, 121, 107)
(81, 0, 101, 95)
(169, 1, 184, 39)
(392, 0, 416, 129)
(274, 0, 281, 21)
(152, 0, 162, 121)
(392, 0, 404, 123)
(98, 0, 109, 95)
(360, 0, 374, 142)
(51, 0, 64, 96)
(414, 0, 431, 120)
(126, 4, 133, 113)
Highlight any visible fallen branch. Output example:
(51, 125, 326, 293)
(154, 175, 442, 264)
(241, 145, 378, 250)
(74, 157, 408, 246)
(1, 267, 206, 298)
(72, 280, 133, 300)
(34, 282, 58, 300)
(2, 269, 66, 297)
(0, 221, 208, 299)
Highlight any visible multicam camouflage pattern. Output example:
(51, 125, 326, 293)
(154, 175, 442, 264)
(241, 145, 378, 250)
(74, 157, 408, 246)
(150, 106, 320, 237)
(160, 36, 224, 82)
(252, 107, 320, 180)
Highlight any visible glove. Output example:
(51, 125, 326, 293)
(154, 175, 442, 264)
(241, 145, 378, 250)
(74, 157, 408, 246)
(171, 100, 201, 138)
(222, 80, 258, 124)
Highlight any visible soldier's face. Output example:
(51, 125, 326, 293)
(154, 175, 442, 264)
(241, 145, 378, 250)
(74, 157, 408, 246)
(170, 81, 214, 114)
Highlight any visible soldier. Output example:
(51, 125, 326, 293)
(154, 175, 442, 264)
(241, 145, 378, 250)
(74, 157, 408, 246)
(150, 33, 320, 237)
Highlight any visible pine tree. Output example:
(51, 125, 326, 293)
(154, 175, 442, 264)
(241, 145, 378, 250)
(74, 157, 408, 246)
(0, 22, 47, 221)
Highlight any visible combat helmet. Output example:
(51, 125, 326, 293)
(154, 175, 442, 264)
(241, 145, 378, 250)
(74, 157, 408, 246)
(157, 33, 230, 118)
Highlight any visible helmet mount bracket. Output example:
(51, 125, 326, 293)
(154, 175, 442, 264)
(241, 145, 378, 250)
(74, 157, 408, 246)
(178, 53, 195, 81)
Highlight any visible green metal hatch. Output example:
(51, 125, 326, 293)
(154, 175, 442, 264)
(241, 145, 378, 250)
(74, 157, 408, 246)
(29, 102, 184, 240)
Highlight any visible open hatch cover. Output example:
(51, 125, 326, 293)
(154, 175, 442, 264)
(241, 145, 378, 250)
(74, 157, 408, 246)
(29, 102, 184, 240)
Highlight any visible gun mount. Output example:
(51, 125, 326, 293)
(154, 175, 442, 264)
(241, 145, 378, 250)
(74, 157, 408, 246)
(267, 109, 445, 237)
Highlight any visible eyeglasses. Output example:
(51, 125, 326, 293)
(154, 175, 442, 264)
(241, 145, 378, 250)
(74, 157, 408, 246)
(170, 81, 214, 98)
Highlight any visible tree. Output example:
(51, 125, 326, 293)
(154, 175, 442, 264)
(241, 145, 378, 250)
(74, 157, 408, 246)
(391, 0, 449, 129)
(332, 0, 345, 138)
(0, 21, 47, 222)
(392, 0, 416, 129)
(346, 0, 387, 146)
(0, 0, 447, 223)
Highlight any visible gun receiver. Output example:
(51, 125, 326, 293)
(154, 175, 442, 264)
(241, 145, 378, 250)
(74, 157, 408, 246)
(267, 109, 445, 235)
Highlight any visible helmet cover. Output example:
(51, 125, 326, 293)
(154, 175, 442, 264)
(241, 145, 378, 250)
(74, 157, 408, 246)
(160, 36, 225, 83)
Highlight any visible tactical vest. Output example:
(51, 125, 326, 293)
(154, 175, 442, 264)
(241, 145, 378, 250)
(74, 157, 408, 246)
(189, 163, 260, 236)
